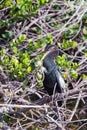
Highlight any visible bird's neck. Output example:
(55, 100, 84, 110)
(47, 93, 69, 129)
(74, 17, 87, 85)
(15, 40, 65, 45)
(43, 54, 57, 72)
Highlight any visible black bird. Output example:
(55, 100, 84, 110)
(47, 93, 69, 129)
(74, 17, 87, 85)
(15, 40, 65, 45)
(42, 44, 66, 105)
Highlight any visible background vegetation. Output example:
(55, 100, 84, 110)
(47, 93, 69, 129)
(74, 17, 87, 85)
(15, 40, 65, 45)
(0, 0, 87, 129)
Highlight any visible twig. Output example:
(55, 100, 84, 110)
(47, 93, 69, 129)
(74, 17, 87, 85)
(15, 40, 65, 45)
(0, 104, 49, 108)
(35, 88, 87, 105)
(69, 91, 82, 121)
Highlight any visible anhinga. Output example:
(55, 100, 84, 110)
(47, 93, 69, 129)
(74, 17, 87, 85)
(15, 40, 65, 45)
(42, 44, 66, 106)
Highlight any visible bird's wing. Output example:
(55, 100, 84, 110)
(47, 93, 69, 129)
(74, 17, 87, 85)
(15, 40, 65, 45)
(55, 69, 67, 93)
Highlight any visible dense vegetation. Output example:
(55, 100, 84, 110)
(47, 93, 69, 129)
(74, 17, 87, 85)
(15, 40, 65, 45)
(0, 0, 87, 129)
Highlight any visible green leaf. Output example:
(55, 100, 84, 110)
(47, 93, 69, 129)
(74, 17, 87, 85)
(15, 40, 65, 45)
(12, 47, 18, 54)
(11, 56, 19, 66)
(26, 66, 32, 73)
(81, 74, 87, 79)
(73, 23, 79, 29)
(63, 73, 68, 79)
(83, 27, 87, 35)
(70, 69, 78, 80)
(37, 72, 42, 80)
(85, 51, 87, 57)
(19, 34, 26, 41)
(1, 49, 6, 54)
(3, 55, 10, 64)
(23, 58, 29, 65)
(72, 62, 79, 69)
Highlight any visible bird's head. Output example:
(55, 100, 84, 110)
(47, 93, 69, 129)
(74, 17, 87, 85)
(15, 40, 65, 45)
(43, 44, 59, 59)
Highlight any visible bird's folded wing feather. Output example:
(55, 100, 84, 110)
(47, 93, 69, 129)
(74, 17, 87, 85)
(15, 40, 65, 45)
(55, 70, 67, 93)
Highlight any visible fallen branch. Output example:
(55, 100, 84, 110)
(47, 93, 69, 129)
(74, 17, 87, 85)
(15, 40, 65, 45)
(35, 88, 87, 105)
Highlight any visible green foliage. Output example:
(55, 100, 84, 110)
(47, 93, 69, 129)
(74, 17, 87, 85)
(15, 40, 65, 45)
(0, 0, 85, 83)
(63, 23, 79, 39)
(71, 62, 79, 69)
(83, 27, 87, 35)
(57, 53, 79, 80)
(0, 35, 79, 81)
(0, 0, 50, 38)
(38, 0, 48, 5)
(2, 31, 13, 39)
(59, 39, 77, 49)
(0, 34, 54, 80)
(0, 49, 6, 56)
(82, 27, 87, 41)
(84, 50, 87, 57)
(82, 12, 87, 21)
(9, 34, 26, 47)
(0, 35, 31, 79)
(0, 0, 12, 7)
(0, 0, 49, 19)
(81, 74, 87, 79)
(70, 69, 78, 80)
(37, 71, 43, 88)
(35, 128, 39, 130)
(57, 54, 70, 69)
(2, 115, 14, 123)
